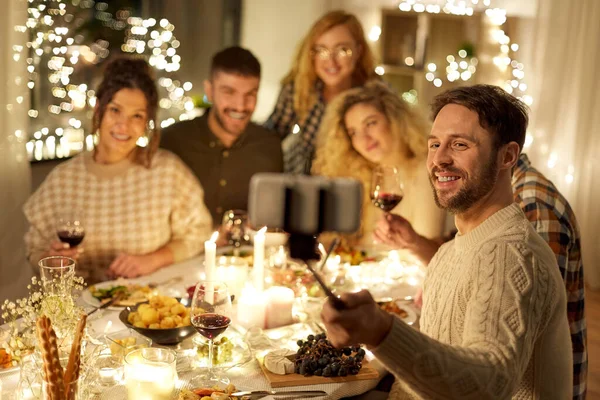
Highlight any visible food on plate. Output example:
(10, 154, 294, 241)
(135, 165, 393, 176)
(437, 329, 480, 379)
(89, 283, 154, 306)
(0, 347, 13, 369)
(379, 300, 409, 319)
(334, 246, 376, 265)
(264, 349, 295, 375)
(221, 250, 253, 266)
(294, 333, 365, 377)
(179, 383, 243, 400)
(196, 336, 233, 365)
(126, 295, 191, 329)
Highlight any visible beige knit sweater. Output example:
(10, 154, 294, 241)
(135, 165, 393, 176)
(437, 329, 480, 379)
(24, 150, 213, 284)
(372, 203, 572, 399)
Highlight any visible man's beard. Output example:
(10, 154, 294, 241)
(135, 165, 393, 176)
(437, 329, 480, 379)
(429, 156, 498, 214)
(213, 106, 247, 136)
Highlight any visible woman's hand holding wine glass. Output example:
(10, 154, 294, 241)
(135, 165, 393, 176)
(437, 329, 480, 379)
(190, 280, 233, 387)
(370, 166, 404, 213)
(43, 211, 86, 260)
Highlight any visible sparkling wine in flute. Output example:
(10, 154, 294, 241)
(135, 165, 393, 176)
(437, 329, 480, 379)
(371, 193, 403, 212)
(192, 313, 231, 340)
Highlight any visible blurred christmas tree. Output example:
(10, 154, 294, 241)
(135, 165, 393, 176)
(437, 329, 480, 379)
(13, 0, 196, 161)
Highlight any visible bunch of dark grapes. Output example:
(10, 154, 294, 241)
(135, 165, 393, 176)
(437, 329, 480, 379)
(294, 333, 366, 377)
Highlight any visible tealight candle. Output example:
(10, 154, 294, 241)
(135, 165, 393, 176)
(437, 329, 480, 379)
(265, 286, 295, 329)
(204, 231, 219, 303)
(253, 227, 267, 291)
(237, 284, 267, 329)
(124, 348, 176, 400)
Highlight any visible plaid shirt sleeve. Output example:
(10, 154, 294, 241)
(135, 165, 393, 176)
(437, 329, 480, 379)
(265, 82, 296, 140)
(513, 155, 587, 400)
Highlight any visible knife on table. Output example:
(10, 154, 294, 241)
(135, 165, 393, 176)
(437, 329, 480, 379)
(86, 293, 125, 316)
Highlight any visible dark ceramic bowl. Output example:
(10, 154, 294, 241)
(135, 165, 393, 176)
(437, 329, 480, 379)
(118, 297, 197, 345)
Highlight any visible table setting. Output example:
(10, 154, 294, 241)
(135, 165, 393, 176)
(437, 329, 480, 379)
(0, 223, 423, 400)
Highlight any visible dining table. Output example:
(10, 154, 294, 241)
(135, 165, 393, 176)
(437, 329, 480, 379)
(0, 248, 422, 400)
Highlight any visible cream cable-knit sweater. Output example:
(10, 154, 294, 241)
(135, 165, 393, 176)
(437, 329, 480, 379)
(24, 150, 213, 284)
(373, 203, 572, 399)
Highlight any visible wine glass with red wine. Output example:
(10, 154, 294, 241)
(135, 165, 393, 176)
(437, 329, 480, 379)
(370, 166, 404, 213)
(190, 280, 232, 387)
(56, 211, 85, 248)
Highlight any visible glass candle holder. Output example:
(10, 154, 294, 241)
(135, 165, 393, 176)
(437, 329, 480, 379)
(124, 347, 177, 400)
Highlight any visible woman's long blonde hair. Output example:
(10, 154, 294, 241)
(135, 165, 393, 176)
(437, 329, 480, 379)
(312, 81, 430, 245)
(283, 10, 376, 123)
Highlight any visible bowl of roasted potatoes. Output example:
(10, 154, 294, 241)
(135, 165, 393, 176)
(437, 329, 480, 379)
(119, 295, 196, 345)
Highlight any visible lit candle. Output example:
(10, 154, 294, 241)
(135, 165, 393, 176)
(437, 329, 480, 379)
(253, 226, 267, 291)
(237, 284, 267, 329)
(205, 231, 219, 303)
(124, 348, 176, 400)
(265, 286, 295, 329)
(318, 243, 327, 258)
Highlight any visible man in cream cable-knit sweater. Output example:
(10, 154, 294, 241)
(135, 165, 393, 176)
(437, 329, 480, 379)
(322, 85, 572, 399)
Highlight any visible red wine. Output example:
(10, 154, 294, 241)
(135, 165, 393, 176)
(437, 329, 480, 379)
(371, 193, 403, 212)
(192, 313, 231, 340)
(57, 230, 85, 247)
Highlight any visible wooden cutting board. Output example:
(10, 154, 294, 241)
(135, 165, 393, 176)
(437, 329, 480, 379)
(258, 357, 379, 388)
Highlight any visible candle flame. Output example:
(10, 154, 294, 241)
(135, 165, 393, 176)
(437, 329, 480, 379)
(210, 231, 219, 242)
(258, 226, 267, 235)
(318, 243, 326, 256)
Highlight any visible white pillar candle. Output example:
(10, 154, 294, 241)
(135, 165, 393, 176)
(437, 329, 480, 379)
(204, 231, 219, 303)
(253, 226, 267, 291)
(265, 286, 295, 329)
(237, 284, 267, 329)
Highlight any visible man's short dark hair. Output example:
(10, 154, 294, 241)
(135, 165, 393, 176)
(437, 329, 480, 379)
(210, 46, 261, 79)
(431, 84, 529, 151)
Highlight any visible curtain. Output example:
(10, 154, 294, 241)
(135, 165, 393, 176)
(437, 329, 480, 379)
(0, 0, 33, 302)
(526, 0, 600, 288)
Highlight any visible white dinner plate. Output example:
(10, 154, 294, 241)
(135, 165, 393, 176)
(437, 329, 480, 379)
(82, 279, 152, 310)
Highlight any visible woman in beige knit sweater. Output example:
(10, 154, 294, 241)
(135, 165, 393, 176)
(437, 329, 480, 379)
(24, 58, 213, 284)
(312, 81, 446, 249)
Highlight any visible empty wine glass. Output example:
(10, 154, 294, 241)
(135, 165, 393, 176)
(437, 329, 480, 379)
(370, 166, 405, 213)
(56, 210, 85, 248)
(190, 281, 232, 387)
(221, 209, 248, 256)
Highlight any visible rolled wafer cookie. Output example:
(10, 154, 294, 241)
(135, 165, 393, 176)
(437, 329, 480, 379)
(63, 313, 87, 399)
(36, 315, 65, 400)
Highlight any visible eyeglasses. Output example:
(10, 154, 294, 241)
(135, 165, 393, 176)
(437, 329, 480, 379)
(311, 45, 353, 61)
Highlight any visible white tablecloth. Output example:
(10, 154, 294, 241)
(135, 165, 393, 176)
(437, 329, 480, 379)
(0, 254, 390, 399)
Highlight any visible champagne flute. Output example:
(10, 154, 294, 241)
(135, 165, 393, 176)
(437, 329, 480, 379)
(56, 210, 85, 247)
(370, 166, 404, 213)
(190, 281, 232, 387)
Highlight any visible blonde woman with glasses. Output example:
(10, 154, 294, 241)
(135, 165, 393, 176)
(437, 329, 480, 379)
(266, 10, 378, 174)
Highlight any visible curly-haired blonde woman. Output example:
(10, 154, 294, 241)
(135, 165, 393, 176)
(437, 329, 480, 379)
(266, 10, 378, 174)
(312, 82, 446, 248)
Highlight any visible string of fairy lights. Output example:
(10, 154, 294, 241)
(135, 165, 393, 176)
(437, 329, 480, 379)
(12, 0, 196, 162)
(369, 0, 574, 185)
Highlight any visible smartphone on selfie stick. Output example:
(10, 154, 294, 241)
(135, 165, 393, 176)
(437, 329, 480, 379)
(248, 173, 362, 259)
(248, 173, 362, 309)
